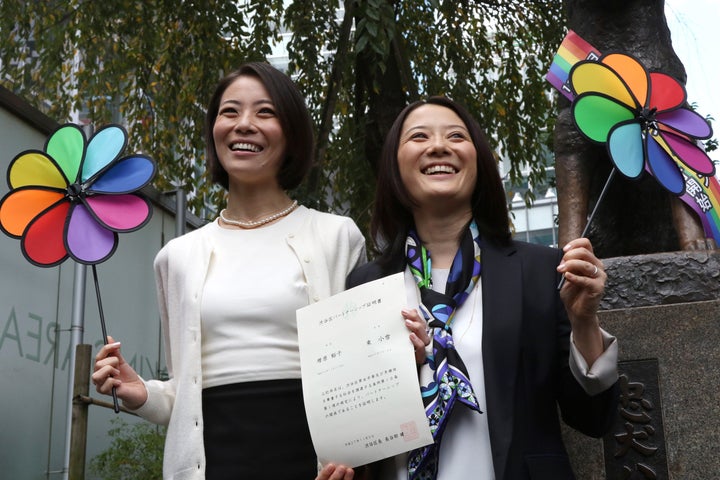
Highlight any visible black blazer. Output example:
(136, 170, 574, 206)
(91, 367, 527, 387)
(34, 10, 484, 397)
(347, 240, 618, 480)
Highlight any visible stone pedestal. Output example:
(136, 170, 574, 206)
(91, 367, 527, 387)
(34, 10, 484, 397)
(564, 250, 720, 480)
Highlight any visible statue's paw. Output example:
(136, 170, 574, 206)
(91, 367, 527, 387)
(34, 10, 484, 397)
(680, 238, 718, 251)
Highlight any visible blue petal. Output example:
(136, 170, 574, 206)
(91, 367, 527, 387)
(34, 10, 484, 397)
(88, 155, 156, 194)
(82, 125, 127, 182)
(646, 136, 685, 195)
(608, 122, 644, 179)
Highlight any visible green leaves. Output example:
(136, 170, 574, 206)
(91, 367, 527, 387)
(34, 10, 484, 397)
(0, 0, 565, 241)
(89, 418, 165, 480)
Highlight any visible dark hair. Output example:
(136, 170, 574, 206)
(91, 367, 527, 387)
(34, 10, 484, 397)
(204, 62, 315, 190)
(371, 96, 511, 263)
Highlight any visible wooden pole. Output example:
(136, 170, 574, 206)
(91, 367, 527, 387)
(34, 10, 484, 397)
(68, 344, 91, 480)
(76, 395, 136, 415)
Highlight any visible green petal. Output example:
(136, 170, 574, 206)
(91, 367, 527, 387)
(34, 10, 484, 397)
(572, 94, 635, 143)
(46, 124, 85, 183)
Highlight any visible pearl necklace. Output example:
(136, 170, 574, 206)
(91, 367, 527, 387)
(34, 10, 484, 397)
(219, 200, 298, 229)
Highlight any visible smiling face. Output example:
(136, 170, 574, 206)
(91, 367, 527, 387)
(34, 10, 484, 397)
(212, 75, 287, 189)
(397, 104, 478, 212)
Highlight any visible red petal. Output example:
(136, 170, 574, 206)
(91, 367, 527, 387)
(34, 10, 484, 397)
(22, 202, 70, 266)
(648, 72, 686, 111)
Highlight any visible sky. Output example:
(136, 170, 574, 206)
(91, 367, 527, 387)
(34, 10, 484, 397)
(665, 0, 720, 174)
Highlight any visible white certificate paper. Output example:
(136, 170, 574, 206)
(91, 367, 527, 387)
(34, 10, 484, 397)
(297, 272, 433, 468)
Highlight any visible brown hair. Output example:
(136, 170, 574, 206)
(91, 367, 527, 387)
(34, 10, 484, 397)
(204, 62, 314, 190)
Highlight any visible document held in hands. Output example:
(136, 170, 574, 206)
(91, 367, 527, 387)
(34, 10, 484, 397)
(297, 272, 433, 468)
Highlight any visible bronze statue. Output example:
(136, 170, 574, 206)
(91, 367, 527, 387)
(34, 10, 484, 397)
(554, 0, 717, 258)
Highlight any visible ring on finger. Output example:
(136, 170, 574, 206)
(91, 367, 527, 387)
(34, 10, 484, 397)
(591, 265, 599, 277)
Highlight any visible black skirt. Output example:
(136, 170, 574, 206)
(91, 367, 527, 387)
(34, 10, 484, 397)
(202, 379, 317, 480)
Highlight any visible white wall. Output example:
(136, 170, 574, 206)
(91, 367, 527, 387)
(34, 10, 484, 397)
(0, 89, 199, 479)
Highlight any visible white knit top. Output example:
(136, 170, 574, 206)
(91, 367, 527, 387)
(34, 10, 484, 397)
(200, 207, 309, 388)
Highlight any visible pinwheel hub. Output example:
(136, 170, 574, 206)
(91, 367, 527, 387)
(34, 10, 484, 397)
(638, 107, 658, 133)
(66, 183, 86, 202)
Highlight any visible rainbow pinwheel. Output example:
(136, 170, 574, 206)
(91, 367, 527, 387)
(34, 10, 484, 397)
(547, 32, 720, 256)
(0, 122, 156, 413)
(0, 123, 156, 267)
(569, 52, 715, 194)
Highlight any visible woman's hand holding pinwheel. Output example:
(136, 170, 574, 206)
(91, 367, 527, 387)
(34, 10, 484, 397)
(92, 335, 148, 410)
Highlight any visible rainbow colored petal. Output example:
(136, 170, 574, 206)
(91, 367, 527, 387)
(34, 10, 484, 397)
(0, 188, 65, 237)
(66, 203, 117, 264)
(89, 156, 156, 194)
(82, 125, 127, 182)
(46, 125, 84, 184)
(657, 109, 713, 140)
(646, 135, 685, 194)
(22, 201, 70, 267)
(658, 130, 716, 177)
(601, 53, 648, 106)
(8, 152, 68, 189)
(572, 94, 635, 143)
(571, 61, 637, 108)
(85, 194, 151, 232)
(648, 72, 685, 111)
(608, 122, 644, 179)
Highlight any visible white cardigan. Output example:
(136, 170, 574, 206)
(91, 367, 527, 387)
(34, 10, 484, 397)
(132, 207, 366, 479)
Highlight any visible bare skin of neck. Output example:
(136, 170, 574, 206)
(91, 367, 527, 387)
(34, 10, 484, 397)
(412, 207, 473, 269)
(223, 183, 291, 223)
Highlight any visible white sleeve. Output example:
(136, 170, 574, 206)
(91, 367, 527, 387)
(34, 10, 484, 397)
(569, 328, 619, 396)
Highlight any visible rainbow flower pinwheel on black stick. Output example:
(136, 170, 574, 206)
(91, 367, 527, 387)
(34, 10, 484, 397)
(0, 123, 156, 412)
(555, 51, 716, 289)
(570, 52, 714, 194)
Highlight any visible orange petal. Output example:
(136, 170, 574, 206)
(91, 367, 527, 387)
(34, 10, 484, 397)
(0, 189, 65, 237)
(602, 53, 649, 107)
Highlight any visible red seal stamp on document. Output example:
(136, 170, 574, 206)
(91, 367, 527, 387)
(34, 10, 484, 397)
(401, 421, 419, 441)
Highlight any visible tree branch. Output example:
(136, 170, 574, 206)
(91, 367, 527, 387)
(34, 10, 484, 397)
(307, 0, 357, 196)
